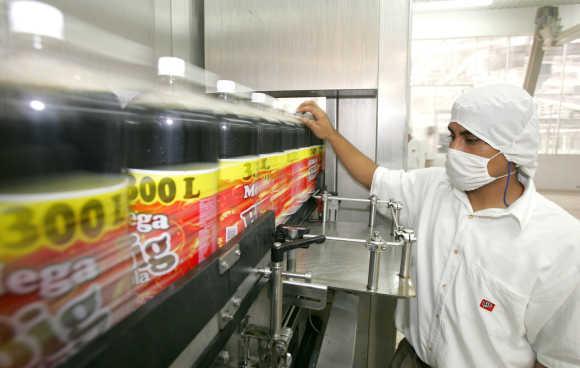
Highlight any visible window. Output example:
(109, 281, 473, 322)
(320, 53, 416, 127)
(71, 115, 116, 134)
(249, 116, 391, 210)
(410, 35, 580, 166)
(536, 40, 580, 154)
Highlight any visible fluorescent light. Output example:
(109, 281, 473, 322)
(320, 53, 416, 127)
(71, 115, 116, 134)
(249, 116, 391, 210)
(414, 0, 493, 12)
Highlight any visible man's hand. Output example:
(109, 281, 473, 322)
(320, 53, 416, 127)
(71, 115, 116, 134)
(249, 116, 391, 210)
(297, 101, 337, 140)
(296, 100, 377, 189)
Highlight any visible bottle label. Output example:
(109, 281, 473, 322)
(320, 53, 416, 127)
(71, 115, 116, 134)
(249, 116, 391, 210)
(218, 157, 259, 247)
(128, 166, 218, 304)
(257, 152, 286, 217)
(279, 148, 314, 219)
(0, 179, 133, 367)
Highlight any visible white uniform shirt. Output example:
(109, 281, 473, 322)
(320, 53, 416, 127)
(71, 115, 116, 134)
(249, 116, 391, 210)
(371, 166, 580, 368)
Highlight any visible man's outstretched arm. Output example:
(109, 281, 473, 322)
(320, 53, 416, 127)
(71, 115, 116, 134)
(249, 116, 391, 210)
(297, 101, 377, 189)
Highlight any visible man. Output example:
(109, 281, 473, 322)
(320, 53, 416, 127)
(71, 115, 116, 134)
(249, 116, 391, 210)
(298, 84, 580, 368)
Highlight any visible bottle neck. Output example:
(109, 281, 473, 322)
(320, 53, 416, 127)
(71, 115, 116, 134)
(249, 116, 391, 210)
(218, 92, 237, 102)
(9, 33, 63, 52)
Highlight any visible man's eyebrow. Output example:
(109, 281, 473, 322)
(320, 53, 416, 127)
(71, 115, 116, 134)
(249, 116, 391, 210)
(448, 127, 474, 136)
(459, 130, 477, 137)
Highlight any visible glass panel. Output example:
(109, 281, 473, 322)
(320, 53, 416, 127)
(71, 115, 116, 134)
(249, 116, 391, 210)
(411, 34, 580, 162)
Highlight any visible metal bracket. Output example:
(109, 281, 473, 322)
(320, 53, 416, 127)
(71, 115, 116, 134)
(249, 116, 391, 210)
(218, 243, 241, 274)
(218, 295, 242, 330)
(283, 280, 328, 311)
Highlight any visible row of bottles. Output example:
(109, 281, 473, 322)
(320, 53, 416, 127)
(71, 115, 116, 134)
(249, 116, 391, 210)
(0, 2, 324, 367)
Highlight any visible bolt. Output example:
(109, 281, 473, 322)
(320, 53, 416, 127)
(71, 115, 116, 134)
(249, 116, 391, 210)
(275, 341, 286, 355)
(217, 350, 230, 364)
(221, 312, 233, 322)
(232, 297, 241, 307)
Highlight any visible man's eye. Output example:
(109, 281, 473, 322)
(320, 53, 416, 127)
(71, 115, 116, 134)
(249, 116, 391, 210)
(465, 137, 480, 144)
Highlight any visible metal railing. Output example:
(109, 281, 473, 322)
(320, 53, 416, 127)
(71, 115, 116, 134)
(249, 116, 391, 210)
(309, 191, 416, 292)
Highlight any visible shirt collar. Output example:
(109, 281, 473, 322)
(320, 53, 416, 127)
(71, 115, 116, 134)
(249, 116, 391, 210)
(452, 173, 536, 230)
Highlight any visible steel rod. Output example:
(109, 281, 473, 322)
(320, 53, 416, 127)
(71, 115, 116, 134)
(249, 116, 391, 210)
(303, 234, 366, 244)
(313, 194, 393, 205)
(271, 261, 283, 338)
(399, 238, 412, 280)
(369, 196, 377, 238)
(366, 249, 381, 291)
(281, 271, 312, 280)
(321, 192, 328, 235)
(286, 251, 296, 272)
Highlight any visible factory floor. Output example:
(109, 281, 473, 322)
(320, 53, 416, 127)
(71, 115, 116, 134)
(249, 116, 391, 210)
(539, 190, 580, 219)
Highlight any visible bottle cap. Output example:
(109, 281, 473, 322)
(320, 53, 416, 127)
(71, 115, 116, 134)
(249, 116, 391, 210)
(10, 1, 64, 40)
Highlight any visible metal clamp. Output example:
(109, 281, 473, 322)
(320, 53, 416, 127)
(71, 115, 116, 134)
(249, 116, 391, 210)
(256, 268, 312, 282)
(394, 228, 416, 280)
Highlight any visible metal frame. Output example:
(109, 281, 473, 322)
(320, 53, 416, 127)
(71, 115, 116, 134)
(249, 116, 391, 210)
(523, 6, 560, 95)
(311, 191, 416, 293)
(376, 0, 411, 170)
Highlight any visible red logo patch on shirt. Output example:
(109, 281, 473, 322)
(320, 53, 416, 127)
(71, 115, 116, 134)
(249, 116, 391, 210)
(480, 299, 495, 312)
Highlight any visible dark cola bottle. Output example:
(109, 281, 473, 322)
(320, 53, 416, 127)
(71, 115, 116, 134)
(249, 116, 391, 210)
(0, 1, 134, 365)
(123, 56, 221, 305)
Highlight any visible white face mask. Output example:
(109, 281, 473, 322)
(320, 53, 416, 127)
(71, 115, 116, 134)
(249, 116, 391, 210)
(445, 148, 512, 191)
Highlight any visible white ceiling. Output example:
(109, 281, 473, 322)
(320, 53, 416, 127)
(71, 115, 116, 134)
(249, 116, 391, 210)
(413, 0, 580, 9)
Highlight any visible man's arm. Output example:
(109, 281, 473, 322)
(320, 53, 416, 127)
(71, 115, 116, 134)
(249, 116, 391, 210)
(297, 101, 377, 189)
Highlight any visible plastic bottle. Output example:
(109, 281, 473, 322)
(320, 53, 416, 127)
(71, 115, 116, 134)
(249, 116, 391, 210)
(250, 93, 287, 220)
(124, 56, 220, 304)
(215, 80, 259, 247)
(0, 2, 134, 365)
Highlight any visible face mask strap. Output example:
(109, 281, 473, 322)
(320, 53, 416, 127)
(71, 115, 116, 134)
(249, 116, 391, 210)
(503, 162, 512, 207)
(489, 151, 502, 161)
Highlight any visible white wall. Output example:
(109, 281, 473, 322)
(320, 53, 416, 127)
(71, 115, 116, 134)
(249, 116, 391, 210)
(45, 0, 156, 65)
(535, 155, 580, 190)
(44, 0, 204, 67)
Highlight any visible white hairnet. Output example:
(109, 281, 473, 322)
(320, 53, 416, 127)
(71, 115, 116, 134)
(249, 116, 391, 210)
(450, 84, 540, 177)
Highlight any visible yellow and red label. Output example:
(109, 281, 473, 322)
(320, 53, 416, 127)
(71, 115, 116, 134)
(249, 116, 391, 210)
(0, 177, 134, 367)
(128, 166, 218, 305)
(306, 146, 322, 195)
(278, 148, 310, 219)
(218, 157, 259, 248)
(256, 152, 286, 218)
(275, 146, 324, 225)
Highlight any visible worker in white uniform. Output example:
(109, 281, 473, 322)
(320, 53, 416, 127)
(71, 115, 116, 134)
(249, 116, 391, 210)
(298, 84, 580, 368)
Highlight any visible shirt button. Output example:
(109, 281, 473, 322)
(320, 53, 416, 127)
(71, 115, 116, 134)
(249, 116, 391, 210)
(436, 314, 440, 318)
(442, 283, 447, 288)
(468, 214, 474, 219)
(428, 346, 432, 351)
(453, 249, 459, 255)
